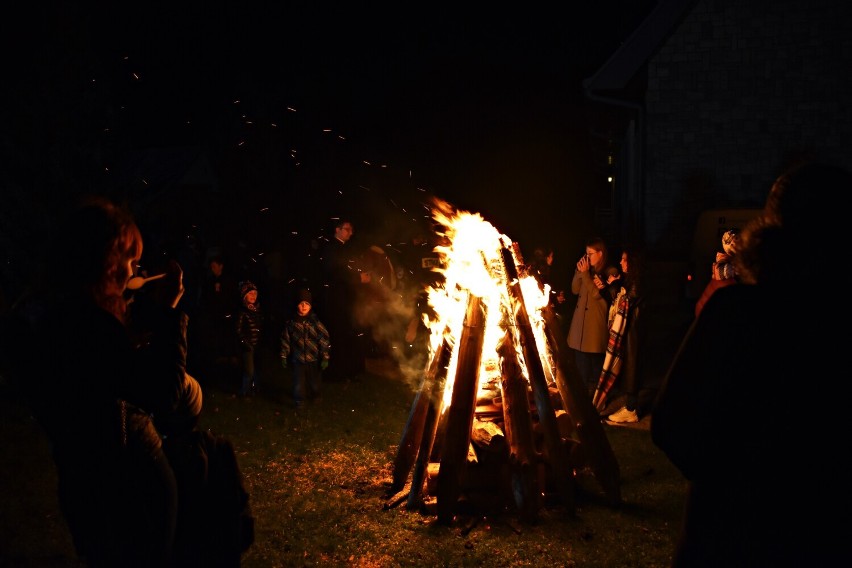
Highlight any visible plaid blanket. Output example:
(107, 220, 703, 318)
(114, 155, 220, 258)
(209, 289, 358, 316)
(592, 287, 630, 411)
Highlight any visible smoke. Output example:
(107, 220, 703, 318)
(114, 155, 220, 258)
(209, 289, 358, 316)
(353, 282, 432, 392)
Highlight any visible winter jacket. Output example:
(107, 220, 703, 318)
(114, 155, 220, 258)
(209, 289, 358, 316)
(14, 293, 181, 566)
(236, 304, 262, 351)
(280, 313, 330, 365)
(567, 264, 617, 353)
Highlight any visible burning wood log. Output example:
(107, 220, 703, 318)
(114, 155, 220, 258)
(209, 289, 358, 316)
(502, 247, 576, 513)
(498, 333, 540, 523)
(436, 295, 486, 524)
(406, 340, 453, 509)
(470, 418, 505, 453)
(542, 305, 622, 506)
(391, 333, 451, 493)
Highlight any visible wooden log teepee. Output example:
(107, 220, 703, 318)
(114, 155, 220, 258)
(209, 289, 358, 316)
(387, 220, 622, 523)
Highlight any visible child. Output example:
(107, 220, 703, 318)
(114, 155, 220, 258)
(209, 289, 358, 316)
(280, 289, 330, 408)
(711, 228, 740, 280)
(694, 229, 741, 317)
(236, 280, 263, 396)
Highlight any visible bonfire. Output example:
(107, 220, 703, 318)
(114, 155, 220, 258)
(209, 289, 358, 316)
(387, 198, 621, 524)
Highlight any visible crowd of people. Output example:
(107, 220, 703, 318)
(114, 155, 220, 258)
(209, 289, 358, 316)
(0, 160, 849, 565)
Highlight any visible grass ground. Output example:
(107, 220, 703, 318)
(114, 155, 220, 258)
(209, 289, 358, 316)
(1, 345, 687, 567)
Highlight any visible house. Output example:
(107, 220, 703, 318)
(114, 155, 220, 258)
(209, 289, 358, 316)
(583, 0, 852, 263)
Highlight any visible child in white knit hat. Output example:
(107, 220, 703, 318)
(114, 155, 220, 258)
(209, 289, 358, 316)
(711, 229, 741, 280)
(236, 280, 263, 396)
(695, 229, 741, 317)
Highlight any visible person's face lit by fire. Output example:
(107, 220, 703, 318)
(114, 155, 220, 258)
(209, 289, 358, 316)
(585, 247, 602, 271)
(335, 222, 354, 243)
(109, 228, 143, 297)
(620, 252, 629, 274)
(297, 300, 311, 317)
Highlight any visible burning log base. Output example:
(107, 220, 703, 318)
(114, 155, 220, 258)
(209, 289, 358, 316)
(386, 202, 621, 524)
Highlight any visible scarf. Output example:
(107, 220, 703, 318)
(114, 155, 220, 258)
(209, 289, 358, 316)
(592, 286, 630, 412)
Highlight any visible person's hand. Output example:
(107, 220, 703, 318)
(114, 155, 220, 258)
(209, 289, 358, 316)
(593, 274, 605, 289)
(320, 360, 329, 371)
(576, 255, 590, 273)
(281, 359, 288, 369)
(152, 259, 185, 309)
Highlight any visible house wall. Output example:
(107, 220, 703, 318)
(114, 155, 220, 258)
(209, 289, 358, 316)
(643, 0, 852, 258)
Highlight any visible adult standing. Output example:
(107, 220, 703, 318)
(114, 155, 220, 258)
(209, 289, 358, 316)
(12, 196, 186, 566)
(651, 163, 852, 566)
(594, 245, 647, 422)
(566, 236, 618, 393)
(319, 219, 371, 382)
(192, 254, 238, 384)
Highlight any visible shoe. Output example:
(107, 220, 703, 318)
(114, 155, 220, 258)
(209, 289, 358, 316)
(607, 406, 639, 424)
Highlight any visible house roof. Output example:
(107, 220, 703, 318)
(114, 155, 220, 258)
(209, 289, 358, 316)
(583, 0, 697, 93)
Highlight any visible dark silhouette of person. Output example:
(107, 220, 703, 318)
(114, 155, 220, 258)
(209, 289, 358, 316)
(318, 219, 370, 381)
(4, 196, 253, 567)
(193, 254, 238, 384)
(651, 163, 852, 567)
(7, 196, 185, 566)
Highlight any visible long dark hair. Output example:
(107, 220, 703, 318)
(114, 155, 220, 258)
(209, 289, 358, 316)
(621, 245, 645, 298)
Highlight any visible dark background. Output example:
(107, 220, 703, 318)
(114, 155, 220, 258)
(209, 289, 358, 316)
(3, 2, 656, 297)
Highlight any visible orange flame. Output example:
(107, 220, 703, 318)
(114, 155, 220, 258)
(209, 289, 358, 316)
(423, 199, 554, 411)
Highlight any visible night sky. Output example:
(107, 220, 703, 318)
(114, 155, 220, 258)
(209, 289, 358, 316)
(4, 2, 655, 287)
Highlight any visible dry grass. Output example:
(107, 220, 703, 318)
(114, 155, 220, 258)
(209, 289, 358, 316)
(1, 347, 686, 567)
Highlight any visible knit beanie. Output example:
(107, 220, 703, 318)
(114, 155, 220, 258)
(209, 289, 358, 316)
(240, 280, 257, 299)
(297, 288, 312, 305)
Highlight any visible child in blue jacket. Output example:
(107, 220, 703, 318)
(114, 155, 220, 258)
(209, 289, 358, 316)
(280, 289, 330, 408)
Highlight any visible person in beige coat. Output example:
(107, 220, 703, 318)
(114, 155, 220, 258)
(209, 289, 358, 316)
(567, 236, 618, 393)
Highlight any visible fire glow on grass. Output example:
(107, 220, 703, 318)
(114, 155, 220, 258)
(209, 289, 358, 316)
(423, 199, 554, 411)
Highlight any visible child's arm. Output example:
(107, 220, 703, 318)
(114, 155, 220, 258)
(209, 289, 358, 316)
(317, 320, 331, 364)
(280, 324, 291, 367)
